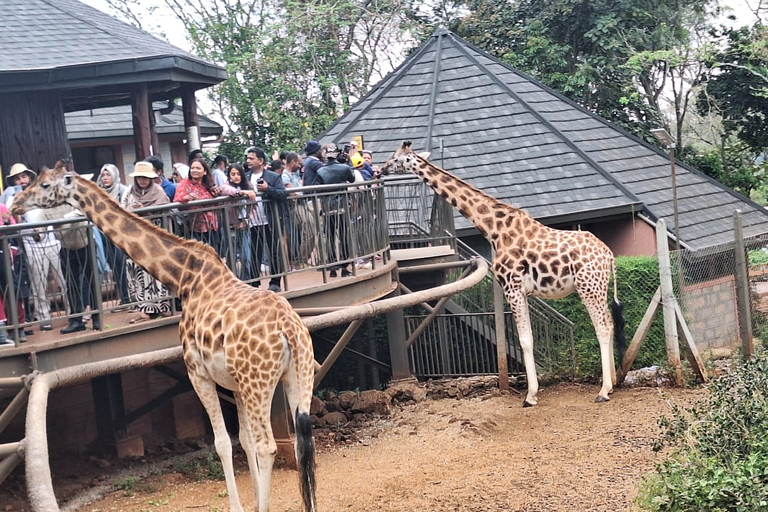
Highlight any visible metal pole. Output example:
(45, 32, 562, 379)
(670, 147, 681, 253)
(493, 276, 509, 392)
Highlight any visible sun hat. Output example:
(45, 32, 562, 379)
(304, 140, 322, 156)
(7, 163, 36, 186)
(129, 161, 158, 179)
(350, 153, 365, 168)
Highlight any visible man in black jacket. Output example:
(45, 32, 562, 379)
(245, 147, 288, 292)
(317, 143, 356, 277)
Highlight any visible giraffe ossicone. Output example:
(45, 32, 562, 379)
(11, 161, 317, 512)
(382, 141, 626, 406)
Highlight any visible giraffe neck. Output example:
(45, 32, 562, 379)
(71, 177, 212, 298)
(412, 157, 529, 239)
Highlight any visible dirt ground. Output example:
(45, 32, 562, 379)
(5, 382, 704, 512)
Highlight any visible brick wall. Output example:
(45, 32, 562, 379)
(682, 275, 740, 351)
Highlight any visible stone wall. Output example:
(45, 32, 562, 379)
(681, 275, 740, 351)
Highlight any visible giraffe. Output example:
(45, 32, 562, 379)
(11, 161, 317, 512)
(382, 142, 626, 406)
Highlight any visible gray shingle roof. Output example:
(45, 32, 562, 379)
(0, 0, 225, 92)
(321, 29, 768, 251)
(66, 103, 223, 140)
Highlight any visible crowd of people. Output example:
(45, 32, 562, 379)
(0, 140, 382, 345)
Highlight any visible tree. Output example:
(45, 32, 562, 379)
(452, 0, 715, 144)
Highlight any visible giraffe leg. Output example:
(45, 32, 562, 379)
(247, 402, 278, 512)
(235, 394, 260, 507)
(582, 298, 615, 402)
(187, 372, 244, 512)
(508, 293, 539, 407)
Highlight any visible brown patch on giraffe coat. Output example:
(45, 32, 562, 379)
(93, 201, 106, 214)
(82, 195, 93, 208)
(127, 242, 147, 261)
(104, 212, 118, 224)
(476, 204, 489, 215)
(540, 276, 555, 287)
(121, 218, 141, 236)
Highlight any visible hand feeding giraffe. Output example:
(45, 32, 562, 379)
(11, 161, 317, 512)
(382, 142, 626, 406)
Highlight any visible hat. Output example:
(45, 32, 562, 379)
(350, 153, 364, 168)
(324, 143, 339, 158)
(304, 140, 322, 155)
(130, 161, 158, 179)
(173, 163, 189, 180)
(7, 163, 36, 185)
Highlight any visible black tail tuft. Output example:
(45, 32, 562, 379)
(612, 300, 627, 364)
(295, 411, 316, 511)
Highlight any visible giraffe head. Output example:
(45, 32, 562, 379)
(10, 160, 81, 215)
(381, 141, 431, 175)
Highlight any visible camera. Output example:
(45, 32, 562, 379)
(336, 144, 351, 164)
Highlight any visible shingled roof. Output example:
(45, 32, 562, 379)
(320, 29, 768, 251)
(0, 0, 226, 107)
(66, 103, 223, 141)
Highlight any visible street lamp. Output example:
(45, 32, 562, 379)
(651, 128, 681, 252)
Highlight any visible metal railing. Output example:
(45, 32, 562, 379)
(0, 181, 390, 347)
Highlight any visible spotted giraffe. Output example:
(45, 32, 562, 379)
(382, 142, 625, 406)
(11, 161, 317, 512)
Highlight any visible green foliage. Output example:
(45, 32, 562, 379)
(544, 256, 666, 377)
(636, 351, 768, 511)
(748, 249, 768, 267)
(172, 452, 225, 482)
(679, 140, 766, 197)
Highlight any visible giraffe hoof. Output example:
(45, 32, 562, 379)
(523, 400, 535, 408)
(595, 395, 611, 403)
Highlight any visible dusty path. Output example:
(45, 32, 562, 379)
(68, 383, 701, 512)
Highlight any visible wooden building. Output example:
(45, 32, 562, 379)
(0, 0, 226, 177)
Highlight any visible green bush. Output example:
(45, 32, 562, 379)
(636, 351, 768, 511)
(544, 255, 666, 378)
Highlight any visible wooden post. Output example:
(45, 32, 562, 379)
(181, 87, 201, 153)
(131, 83, 152, 161)
(385, 288, 412, 380)
(733, 210, 754, 360)
(492, 257, 509, 391)
(657, 219, 683, 386)
(148, 105, 161, 158)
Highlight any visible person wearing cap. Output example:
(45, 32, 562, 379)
(317, 143, 356, 278)
(171, 163, 189, 183)
(301, 140, 324, 187)
(121, 162, 172, 323)
(2, 163, 37, 340)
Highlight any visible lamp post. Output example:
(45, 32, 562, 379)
(651, 128, 681, 252)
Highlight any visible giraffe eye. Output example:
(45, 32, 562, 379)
(41, 182, 50, 189)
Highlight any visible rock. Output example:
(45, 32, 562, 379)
(385, 378, 427, 404)
(310, 395, 326, 416)
(623, 366, 672, 387)
(89, 456, 110, 469)
(311, 415, 327, 428)
(323, 411, 348, 426)
(325, 398, 343, 413)
(338, 391, 357, 409)
(351, 390, 392, 416)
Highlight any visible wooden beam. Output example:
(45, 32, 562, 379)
(617, 287, 661, 384)
(657, 220, 683, 386)
(131, 83, 151, 161)
(181, 87, 200, 153)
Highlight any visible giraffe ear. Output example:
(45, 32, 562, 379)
(417, 152, 431, 160)
(62, 174, 75, 188)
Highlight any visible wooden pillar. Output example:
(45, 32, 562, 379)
(656, 219, 683, 386)
(733, 210, 754, 359)
(386, 289, 412, 380)
(131, 84, 152, 161)
(181, 87, 201, 153)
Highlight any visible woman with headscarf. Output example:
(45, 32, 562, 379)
(120, 162, 172, 323)
(96, 164, 131, 310)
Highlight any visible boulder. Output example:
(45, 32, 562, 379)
(385, 378, 427, 403)
(310, 396, 326, 416)
(351, 389, 392, 416)
(323, 411, 348, 426)
(338, 391, 357, 410)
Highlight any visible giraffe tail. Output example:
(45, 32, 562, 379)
(611, 260, 627, 364)
(295, 409, 316, 511)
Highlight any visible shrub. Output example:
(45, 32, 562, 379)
(544, 255, 666, 378)
(636, 351, 768, 511)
